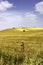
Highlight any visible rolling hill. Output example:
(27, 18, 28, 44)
(0, 28, 43, 65)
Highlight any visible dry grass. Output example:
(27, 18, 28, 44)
(0, 28, 43, 65)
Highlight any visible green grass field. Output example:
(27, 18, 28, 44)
(0, 28, 43, 65)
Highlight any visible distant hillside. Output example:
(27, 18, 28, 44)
(0, 28, 43, 36)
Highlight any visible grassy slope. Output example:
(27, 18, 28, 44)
(0, 28, 43, 65)
(0, 28, 43, 51)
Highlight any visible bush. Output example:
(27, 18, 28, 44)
(0, 50, 2, 58)
(13, 56, 17, 65)
(2, 52, 9, 65)
(40, 51, 43, 59)
(17, 55, 24, 64)
(23, 30, 25, 32)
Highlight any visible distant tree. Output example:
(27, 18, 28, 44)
(13, 27, 15, 29)
(23, 30, 25, 32)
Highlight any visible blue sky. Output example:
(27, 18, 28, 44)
(0, 0, 43, 30)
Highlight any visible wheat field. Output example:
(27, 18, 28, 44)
(0, 28, 43, 65)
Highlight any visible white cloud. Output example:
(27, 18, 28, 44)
(35, 1, 43, 14)
(0, 11, 38, 30)
(25, 12, 37, 21)
(20, 12, 38, 27)
(0, 1, 13, 11)
(0, 12, 23, 30)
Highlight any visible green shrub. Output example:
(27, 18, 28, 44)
(2, 52, 9, 65)
(40, 51, 43, 59)
(13, 56, 17, 65)
(0, 50, 2, 58)
(17, 55, 24, 64)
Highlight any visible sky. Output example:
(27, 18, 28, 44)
(0, 0, 43, 30)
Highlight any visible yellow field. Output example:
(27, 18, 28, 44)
(0, 28, 43, 65)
